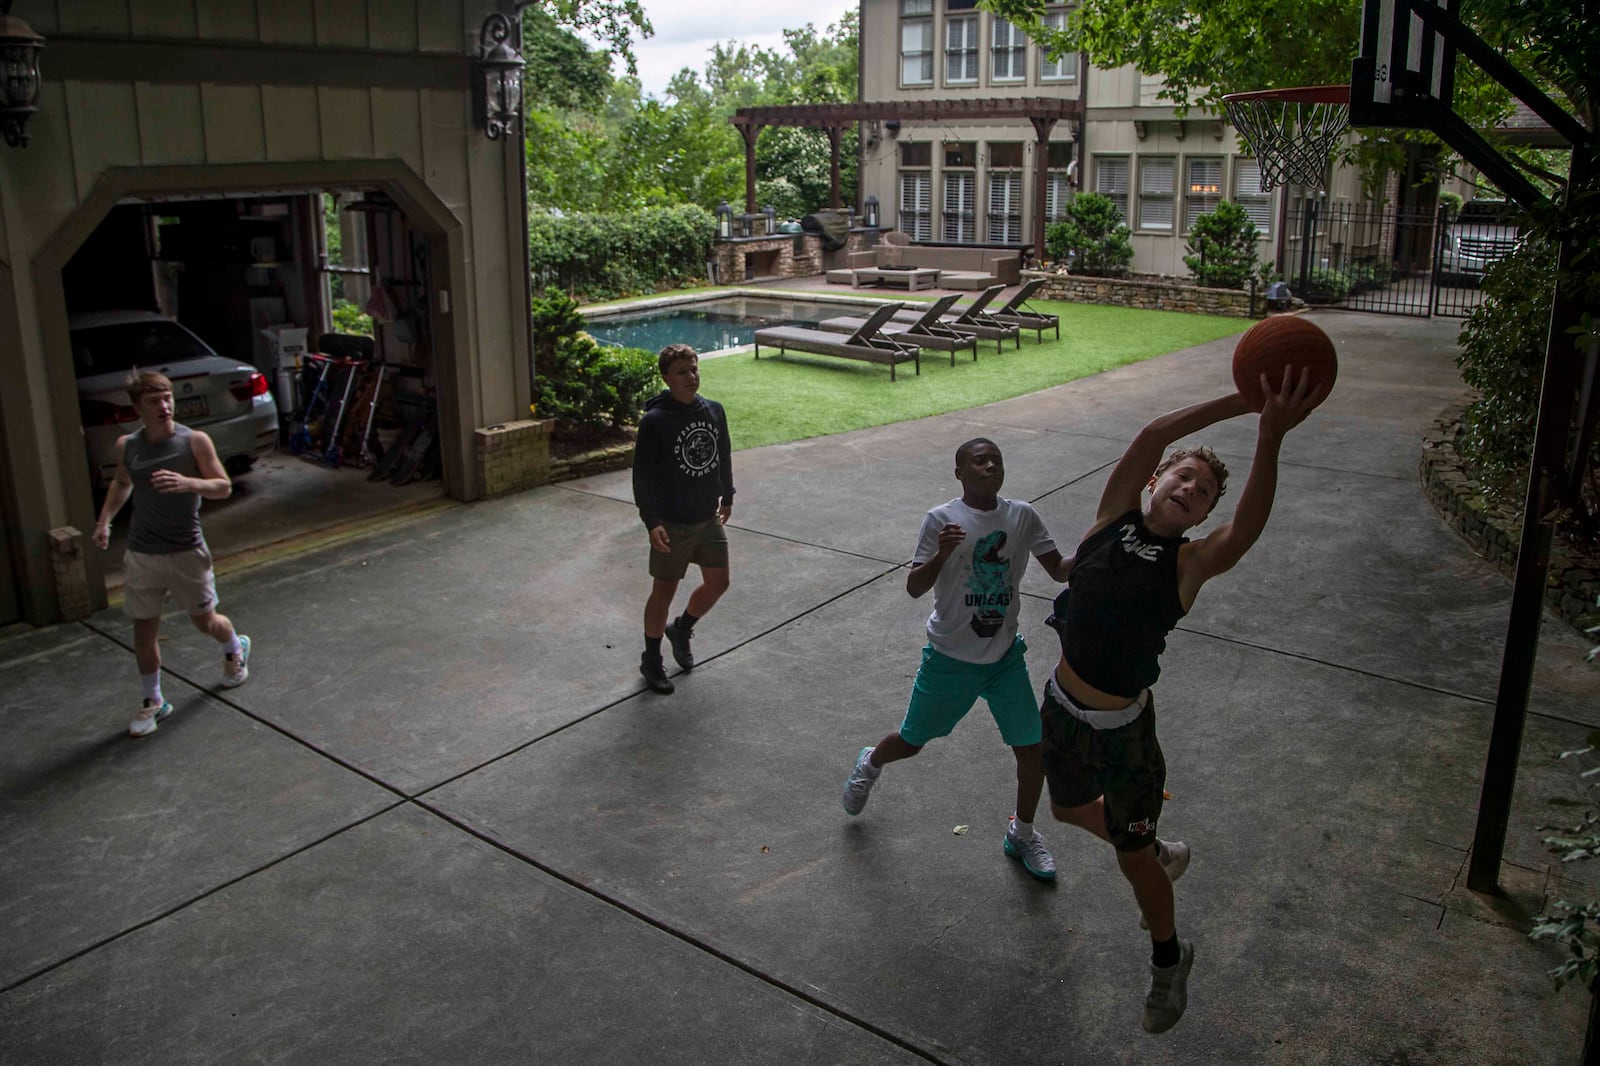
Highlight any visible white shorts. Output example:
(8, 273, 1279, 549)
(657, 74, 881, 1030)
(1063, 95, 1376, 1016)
(122, 546, 218, 619)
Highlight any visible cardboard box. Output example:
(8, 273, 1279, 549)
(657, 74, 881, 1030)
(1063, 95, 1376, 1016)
(260, 325, 308, 369)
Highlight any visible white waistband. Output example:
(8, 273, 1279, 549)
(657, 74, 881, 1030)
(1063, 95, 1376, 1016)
(1046, 676, 1147, 730)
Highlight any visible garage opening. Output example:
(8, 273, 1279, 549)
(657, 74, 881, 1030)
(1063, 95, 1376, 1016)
(65, 185, 449, 592)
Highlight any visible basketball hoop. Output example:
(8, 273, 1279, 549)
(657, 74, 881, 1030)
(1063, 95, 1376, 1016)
(1221, 85, 1350, 191)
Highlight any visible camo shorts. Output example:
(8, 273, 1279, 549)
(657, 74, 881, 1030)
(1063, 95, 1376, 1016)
(1040, 678, 1166, 852)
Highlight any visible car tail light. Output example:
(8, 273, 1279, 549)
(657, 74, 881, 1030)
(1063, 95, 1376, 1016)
(229, 372, 271, 401)
(80, 399, 140, 425)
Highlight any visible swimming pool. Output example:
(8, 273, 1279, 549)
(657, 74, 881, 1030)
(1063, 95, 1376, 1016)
(585, 294, 886, 355)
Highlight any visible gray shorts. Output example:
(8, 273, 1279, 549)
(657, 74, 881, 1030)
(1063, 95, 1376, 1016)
(122, 546, 218, 619)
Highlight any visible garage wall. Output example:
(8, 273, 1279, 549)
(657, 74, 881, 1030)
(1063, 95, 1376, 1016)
(0, 0, 530, 621)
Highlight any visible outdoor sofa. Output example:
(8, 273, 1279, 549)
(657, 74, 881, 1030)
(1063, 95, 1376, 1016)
(839, 231, 1022, 287)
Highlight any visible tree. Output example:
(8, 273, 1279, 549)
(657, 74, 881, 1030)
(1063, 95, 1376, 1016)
(1045, 193, 1134, 277)
(1183, 201, 1265, 289)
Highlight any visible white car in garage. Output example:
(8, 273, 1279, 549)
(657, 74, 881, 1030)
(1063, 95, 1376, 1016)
(72, 310, 279, 493)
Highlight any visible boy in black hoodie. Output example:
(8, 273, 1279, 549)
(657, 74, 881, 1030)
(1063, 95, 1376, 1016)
(631, 344, 736, 694)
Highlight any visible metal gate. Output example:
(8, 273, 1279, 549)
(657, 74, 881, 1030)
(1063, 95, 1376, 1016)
(1280, 202, 1440, 317)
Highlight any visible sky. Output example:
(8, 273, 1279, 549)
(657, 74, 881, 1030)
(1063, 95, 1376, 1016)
(621, 0, 859, 98)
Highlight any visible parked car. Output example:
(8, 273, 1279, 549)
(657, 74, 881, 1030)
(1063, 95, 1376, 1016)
(1438, 199, 1520, 283)
(72, 311, 278, 494)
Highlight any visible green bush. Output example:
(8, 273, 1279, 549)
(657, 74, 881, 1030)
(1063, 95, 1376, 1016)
(528, 204, 717, 302)
(1455, 240, 1568, 496)
(530, 287, 658, 429)
(756, 177, 808, 223)
(1438, 190, 1464, 219)
(1182, 201, 1263, 290)
(1344, 260, 1390, 294)
(1300, 268, 1351, 303)
(1046, 193, 1134, 278)
(331, 298, 373, 337)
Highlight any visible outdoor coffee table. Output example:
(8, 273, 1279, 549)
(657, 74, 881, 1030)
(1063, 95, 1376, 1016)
(852, 267, 942, 291)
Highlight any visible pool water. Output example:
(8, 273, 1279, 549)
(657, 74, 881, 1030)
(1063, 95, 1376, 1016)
(586, 295, 884, 354)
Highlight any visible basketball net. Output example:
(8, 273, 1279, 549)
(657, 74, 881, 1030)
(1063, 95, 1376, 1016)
(1221, 86, 1351, 191)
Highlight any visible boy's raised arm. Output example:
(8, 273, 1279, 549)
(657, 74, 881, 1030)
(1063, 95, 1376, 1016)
(1186, 369, 1325, 587)
(1092, 393, 1256, 530)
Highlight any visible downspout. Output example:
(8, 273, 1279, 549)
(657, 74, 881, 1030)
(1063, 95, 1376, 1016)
(511, 1, 538, 383)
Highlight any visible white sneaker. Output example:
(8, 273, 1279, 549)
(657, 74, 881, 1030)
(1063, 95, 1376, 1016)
(1003, 822, 1058, 881)
(1142, 939, 1194, 1034)
(222, 634, 251, 688)
(841, 746, 879, 816)
(1140, 839, 1191, 928)
(128, 699, 173, 738)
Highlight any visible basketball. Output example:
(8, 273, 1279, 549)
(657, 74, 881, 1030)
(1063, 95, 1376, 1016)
(1232, 316, 1337, 410)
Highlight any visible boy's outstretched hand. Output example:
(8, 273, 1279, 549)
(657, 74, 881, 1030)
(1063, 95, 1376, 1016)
(1258, 366, 1328, 440)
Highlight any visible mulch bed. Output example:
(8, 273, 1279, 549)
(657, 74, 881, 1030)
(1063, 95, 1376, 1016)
(550, 423, 636, 462)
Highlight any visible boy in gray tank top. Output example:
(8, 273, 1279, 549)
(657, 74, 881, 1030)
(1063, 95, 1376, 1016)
(93, 371, 254, 737)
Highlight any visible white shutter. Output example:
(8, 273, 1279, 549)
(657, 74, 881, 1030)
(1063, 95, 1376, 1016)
(988, 173, 1023, 243)
(1139, 158, 1175, 231)
(1045, 172, 1072, 222)
(900, 173, 932, 241)
(943, 174, 976, 242)
(1095, 158, 1129, 220)
(901, 21, 932, 85)
(1234, 159, 1273, 235)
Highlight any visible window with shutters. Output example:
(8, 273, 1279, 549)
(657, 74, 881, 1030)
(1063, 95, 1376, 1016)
(1039, 10, 1075, 81)
(1137, 156, 1175, 231)
(900, 0, 934, 87)
(943, 172, 977, 242)
(1184, 157, 1224, 231)
(991, 18, 1026, 82)
(1233, 158, 1272, 236)
(900, 172, 933, 241)
(1093, 156, 1129, 221)
(945, 16, 978, 84)
(988, 170, 1023, 243)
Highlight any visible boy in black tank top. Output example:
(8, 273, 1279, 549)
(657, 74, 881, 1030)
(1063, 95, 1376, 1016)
(1043, 369, 1325, 1034)
(92, 372, 254, 737)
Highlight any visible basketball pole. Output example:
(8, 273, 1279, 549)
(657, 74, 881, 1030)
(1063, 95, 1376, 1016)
(1466, 145, 1597, 893)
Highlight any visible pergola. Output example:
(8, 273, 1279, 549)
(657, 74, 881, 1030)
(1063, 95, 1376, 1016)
(731, 99, 1085, 261)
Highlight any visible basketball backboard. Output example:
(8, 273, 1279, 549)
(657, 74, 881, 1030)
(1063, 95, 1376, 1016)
(1349, 0, 1457, 128)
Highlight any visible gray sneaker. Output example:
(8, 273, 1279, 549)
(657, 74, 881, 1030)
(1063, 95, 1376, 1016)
(128, 698, 173, 738)
(1142, 939, 1194, 1034)
(841, 746, 879, 815)
(1140, 839, 1191, 928)
(1003, 825, 1058, 881)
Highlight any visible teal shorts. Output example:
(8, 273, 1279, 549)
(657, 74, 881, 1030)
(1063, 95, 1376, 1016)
(898, 636, 1042, 748)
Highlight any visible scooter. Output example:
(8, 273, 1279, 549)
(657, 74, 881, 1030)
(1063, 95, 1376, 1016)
(287, 355, 334, 454)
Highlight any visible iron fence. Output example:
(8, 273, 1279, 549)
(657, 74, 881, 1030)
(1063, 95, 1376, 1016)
(1276, 202, 1522, 319)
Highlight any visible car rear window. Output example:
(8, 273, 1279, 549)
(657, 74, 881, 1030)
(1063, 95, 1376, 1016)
(71, 321, 215, 376)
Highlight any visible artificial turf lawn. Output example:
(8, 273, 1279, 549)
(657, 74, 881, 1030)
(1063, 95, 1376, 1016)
(699, 301, 1250, 451)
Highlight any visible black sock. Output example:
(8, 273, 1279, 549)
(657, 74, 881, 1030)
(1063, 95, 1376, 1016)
(1152, 933, 1180, 969)
(677, 610, 700, 632)
(645, 635, 663, 658)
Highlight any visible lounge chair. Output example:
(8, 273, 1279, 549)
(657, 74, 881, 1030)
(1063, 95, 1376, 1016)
(753, 302, 921, 381)
(989, 278, 1060, 341)
(891, 284, 1020, 352)
(815, 294, 978, 366)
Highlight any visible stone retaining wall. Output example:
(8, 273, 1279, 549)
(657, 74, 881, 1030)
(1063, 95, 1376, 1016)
(1034, 271, 1260, 318)
(550, 442, 635, 483)
(1421, 401, 1599, 635)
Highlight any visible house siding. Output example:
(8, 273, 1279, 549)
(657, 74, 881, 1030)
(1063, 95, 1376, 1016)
(0, 0, 531, 622)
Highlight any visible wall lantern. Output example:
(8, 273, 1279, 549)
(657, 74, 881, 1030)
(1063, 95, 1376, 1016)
(715, 200, 733, 239)
(761, 203, 776, 234)
(0, 1, 45, 149)
(475, 12, 524, 140)
(864, 194, 880, 228)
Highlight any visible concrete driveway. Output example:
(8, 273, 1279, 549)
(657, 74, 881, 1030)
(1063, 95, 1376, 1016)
(3, 310, 1595, 1065)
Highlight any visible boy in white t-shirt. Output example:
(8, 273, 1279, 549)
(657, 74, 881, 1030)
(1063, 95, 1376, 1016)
(840, 438, 1074, 881)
